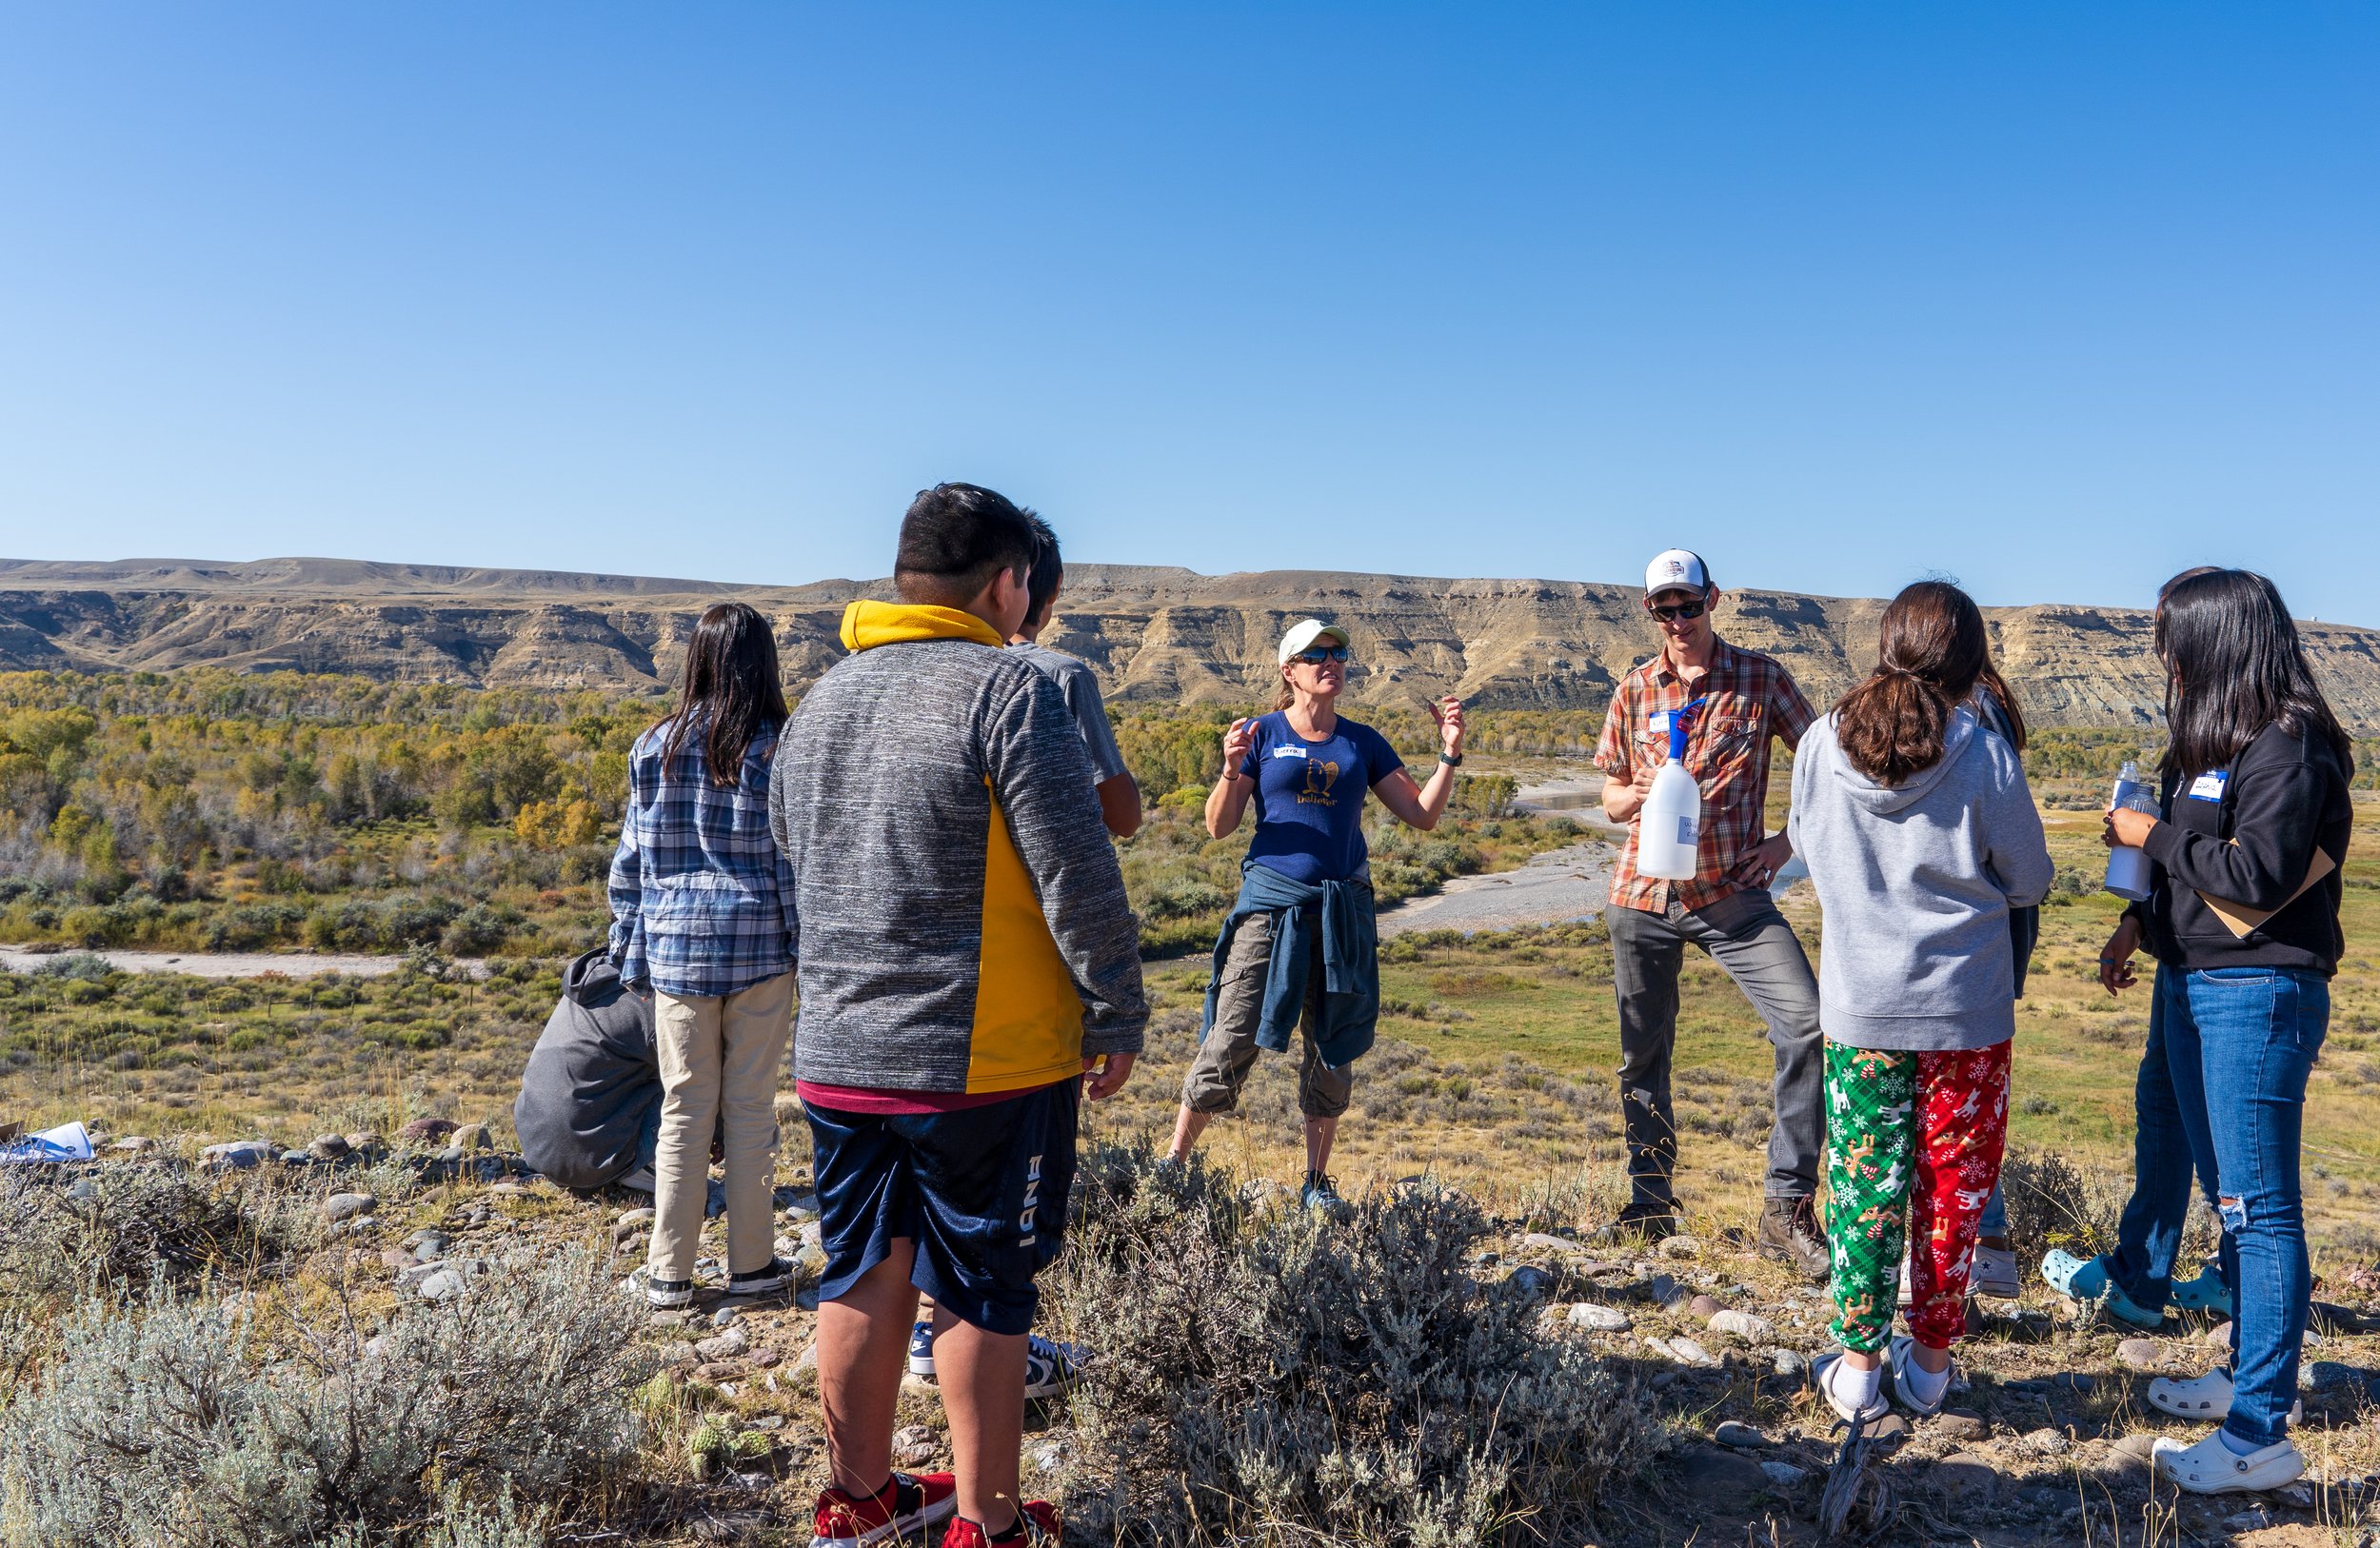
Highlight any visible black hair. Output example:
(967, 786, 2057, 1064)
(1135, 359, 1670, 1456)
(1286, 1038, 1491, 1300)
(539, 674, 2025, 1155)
(2154, 567, 2351, 783)
(894, 483, 1041, 606)
(1022, 513, 1062, 627)
(658, 602, 788, 789)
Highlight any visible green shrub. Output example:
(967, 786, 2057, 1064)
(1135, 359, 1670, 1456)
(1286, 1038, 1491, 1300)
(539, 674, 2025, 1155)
(1048, 1144, 1654, 1545)
(0, 1249, 650, 1547)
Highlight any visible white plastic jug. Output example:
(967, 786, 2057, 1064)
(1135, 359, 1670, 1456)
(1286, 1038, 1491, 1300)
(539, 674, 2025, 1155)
(1636, 700, 1705, 881)
(2103, 760, 2157, 902)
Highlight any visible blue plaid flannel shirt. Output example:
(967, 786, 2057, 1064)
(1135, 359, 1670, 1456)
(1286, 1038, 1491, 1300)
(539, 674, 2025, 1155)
(606, 719, 798, 999)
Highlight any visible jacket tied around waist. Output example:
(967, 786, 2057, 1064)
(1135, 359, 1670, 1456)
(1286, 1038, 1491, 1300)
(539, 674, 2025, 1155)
(1200, 861, 1379, 1069)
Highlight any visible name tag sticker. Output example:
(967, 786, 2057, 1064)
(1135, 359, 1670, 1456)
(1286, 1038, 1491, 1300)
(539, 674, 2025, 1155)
(2189, 771, 2229, 802)
(1648, 711, 1672, 736)
(1272, 744, 1308, 760)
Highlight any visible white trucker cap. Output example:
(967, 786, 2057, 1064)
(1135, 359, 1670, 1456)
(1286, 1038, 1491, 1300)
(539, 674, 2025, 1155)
(1278, 618, 1351, 665)
(1644, 548, 1711, 596)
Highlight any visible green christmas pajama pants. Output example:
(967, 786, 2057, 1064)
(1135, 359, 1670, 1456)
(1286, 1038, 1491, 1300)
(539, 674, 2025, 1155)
(1824, 1039, 2012, 1355)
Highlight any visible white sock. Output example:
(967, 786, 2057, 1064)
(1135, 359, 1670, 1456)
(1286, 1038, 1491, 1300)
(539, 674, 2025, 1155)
(1902, 1355, 1952, 1405)
(1830, 1356, 1883, 1409)
(2218, 1427, 2262, 1456)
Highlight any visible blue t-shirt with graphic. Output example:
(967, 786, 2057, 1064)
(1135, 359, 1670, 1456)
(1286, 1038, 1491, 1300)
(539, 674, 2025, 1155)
(1238, 711, 1406, 883)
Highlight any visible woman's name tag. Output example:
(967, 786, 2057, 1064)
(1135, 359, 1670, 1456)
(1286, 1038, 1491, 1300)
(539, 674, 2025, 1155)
(2188, 770, 2229, 802)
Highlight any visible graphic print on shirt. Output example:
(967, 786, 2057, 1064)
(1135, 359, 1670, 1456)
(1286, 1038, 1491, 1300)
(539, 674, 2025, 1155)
(1298, 760, 1340, 805)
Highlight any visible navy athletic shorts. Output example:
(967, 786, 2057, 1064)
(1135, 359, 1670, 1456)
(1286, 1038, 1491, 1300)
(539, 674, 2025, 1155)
(804, 1079, 1080, 1336)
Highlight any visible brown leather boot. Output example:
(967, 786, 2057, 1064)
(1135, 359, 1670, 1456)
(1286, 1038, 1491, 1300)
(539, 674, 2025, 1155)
(1757, 1195, 1830, 1281)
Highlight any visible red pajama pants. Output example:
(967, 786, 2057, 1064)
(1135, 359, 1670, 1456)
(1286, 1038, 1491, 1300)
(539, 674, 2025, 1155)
(1823, 1041, 2013, 1353)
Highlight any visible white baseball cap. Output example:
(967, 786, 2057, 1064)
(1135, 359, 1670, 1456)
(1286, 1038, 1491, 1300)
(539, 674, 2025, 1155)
(1643, 548, 1711, 597)
(1278, 618, 1351, 665)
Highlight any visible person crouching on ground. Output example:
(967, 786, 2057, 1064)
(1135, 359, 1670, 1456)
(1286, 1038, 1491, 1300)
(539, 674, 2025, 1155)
(770, 483, 1148, 1548)
(1593, 547, 1830, 1277)
(605, 601, 801, 1310)
(1164, 619, 1464, 1216)
(2102, 568, 2351, 1495)
(1790, 581, 2053, 1422)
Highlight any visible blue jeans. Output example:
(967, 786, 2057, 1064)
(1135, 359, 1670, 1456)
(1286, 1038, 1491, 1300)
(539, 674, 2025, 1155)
(2158, 963, 2329, 1449)
(2107, 980, 2221, 1313)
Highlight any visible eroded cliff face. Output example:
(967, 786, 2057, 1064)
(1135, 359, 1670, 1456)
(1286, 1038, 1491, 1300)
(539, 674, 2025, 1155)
(3, 558, 2377, 729)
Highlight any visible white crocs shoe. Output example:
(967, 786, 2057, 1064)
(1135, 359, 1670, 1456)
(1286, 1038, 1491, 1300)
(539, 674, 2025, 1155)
(2146, 1367, 2302, 1425)
(1813, 1350, 1892, 1425)
(2151, 1431, 2304, 1494)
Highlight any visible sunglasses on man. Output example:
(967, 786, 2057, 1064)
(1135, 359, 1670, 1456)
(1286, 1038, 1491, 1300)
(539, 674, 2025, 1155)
(1292, 645, 1352, 665)
(1646, 597, 1709, 623)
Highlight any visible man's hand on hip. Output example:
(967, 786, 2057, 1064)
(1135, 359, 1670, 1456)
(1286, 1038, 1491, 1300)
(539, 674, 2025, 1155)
(1728, 832, 1794, 890)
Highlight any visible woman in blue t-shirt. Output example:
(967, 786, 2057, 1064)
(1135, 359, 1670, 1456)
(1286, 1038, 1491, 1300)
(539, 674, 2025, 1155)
(1164, 618, 1467, 1214)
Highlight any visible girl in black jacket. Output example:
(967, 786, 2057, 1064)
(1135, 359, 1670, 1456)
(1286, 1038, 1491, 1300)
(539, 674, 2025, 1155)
(2098, 568, 2351, 1495)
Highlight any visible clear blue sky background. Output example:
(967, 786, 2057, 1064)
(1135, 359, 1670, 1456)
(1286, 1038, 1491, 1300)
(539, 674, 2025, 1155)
(1, 5, 2373, 619)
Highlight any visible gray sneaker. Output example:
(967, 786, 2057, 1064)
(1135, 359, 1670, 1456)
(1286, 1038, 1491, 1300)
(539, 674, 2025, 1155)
(1757, 1196, 1830, 1281)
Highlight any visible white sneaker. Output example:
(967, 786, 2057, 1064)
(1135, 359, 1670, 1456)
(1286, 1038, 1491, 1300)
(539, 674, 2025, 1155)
(2151, 1431, 2305, 1494)
(1887, 1335, 1953, 1418)
(2146, 1367, 2302, 1425)
(616, 1164, 656, 1193)
(1814, 1350, 1892, 1425)
(1971, 1244, 2021, 1300)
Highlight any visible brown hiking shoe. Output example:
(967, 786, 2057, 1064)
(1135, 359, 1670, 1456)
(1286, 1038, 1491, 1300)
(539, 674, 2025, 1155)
(1757, 1195, 1830, 1281)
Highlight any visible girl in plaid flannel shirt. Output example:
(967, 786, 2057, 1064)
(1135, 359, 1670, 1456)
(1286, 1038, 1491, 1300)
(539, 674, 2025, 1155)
(608, 601, 801, 1309)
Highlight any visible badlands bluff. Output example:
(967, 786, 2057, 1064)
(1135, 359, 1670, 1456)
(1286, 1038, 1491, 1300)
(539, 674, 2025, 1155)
(5, 556, 2380, 730)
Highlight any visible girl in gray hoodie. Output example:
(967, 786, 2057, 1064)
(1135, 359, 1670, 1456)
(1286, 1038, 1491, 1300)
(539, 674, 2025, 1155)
(1790, 581, 2053, 1423)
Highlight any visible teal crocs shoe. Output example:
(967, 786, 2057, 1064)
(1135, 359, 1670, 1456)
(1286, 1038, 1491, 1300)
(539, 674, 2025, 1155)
(2040, 1249, 2165, 1330)
(2171, 1265, 2233, 1318)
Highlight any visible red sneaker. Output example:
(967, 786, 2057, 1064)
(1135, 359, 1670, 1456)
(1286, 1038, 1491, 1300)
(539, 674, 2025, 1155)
(939, 1500, 1061, 1547)
(808, 1472, 959, 1548)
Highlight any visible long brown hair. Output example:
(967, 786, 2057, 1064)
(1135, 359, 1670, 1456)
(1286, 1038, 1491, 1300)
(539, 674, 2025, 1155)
(658, 603, 789, 789)
(1835, 581, 1989, 784)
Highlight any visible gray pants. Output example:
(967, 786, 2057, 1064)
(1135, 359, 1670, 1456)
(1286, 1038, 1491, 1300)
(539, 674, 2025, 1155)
(1607, 888, 1822, 1209)
(1182, 912, 1356, 1120)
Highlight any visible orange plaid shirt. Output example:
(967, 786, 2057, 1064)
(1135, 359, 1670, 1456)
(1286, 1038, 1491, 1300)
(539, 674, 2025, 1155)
(1591, 638, 1816, 914)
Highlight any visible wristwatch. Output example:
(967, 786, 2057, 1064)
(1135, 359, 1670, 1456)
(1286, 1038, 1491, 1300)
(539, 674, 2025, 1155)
(1438, 750, 1463, 767)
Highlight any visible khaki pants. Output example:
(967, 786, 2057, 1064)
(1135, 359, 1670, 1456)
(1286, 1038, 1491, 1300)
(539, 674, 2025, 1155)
(648, 972, 793, 1281)
(1180, 912, 1356, 1120)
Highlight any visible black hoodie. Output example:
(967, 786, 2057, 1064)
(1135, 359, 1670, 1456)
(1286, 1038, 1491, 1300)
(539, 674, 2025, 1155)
(2131, 722, 2350, 976)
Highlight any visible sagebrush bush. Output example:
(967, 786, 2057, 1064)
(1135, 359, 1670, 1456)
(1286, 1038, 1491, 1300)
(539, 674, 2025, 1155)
(1998, 1143, 2218, 1273)
(1047, 1143, 1654, 1547)
(0, 1249, 653, 1547)
(0, 1163, 301, 1316)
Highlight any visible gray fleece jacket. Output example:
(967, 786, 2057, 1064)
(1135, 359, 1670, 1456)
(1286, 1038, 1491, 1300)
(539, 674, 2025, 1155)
(1788, 707, 2054, 1050)
(769, 601, 1148, 1095)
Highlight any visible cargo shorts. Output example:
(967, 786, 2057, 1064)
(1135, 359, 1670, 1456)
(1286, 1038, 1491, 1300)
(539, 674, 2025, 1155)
(1180, 911, 1355, 1120)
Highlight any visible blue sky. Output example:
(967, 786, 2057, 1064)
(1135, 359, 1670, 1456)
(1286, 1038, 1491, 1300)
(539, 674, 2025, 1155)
(1, 5, 2373, 620)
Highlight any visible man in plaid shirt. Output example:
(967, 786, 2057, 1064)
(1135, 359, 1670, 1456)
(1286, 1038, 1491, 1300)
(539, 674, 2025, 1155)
(1594, 548, 1829, 1278)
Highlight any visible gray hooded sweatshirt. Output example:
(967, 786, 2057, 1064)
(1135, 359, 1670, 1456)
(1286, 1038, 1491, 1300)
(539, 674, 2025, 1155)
(1788, 707, 2054, 1050)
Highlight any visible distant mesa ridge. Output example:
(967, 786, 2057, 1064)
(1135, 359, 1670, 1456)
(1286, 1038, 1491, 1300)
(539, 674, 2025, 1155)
(5, 556, 2379, 731)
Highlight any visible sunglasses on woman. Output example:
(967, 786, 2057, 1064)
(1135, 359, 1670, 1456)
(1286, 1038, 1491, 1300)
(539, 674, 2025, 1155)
(1647, 598, 1708, 622)
(1292, 645, 1351, 665)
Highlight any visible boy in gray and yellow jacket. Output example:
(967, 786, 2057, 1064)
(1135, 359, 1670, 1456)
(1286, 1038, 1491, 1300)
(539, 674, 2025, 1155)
(769, 483, 1145, 1548)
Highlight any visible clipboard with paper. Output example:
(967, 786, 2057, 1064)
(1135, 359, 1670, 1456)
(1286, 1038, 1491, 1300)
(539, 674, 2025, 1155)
(2194, 843, 2338, 939)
